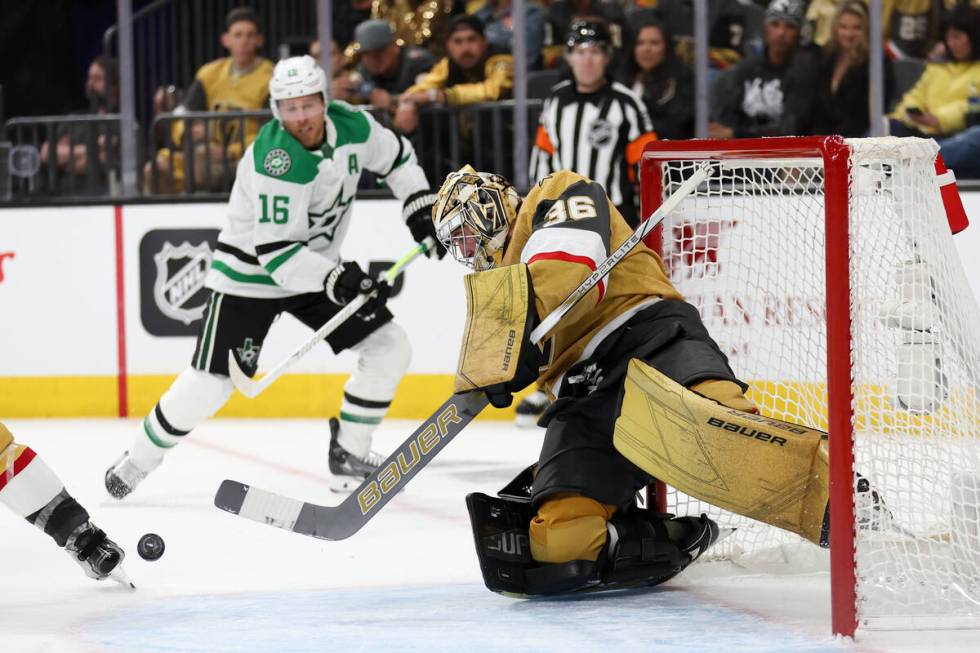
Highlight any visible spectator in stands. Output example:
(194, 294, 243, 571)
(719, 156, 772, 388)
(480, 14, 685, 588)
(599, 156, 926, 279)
(39, 56, 119, 192)
(708, 0, 818, 139)
(889, 3, 980, 138)
(394, 15, 514, 134)
(530, 19, 655, 227)
(889, 4, 980, 178)
(885, 0, 943, 61)
(646, 0, 764, 75)
(312, 38, 359, 102)
(618, 18, 694, 140)
(333, 0, 374, 54)
(812, 1, 890, 137)
(146, 7, 274, 194)
(343, 19, 436, 114)
(372, 0, 458, 58)
(473, 0, 548, 70)
(803, 0, 841, 47)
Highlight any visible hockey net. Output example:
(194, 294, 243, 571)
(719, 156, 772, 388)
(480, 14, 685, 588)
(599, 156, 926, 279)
(639, 137, 980, 634)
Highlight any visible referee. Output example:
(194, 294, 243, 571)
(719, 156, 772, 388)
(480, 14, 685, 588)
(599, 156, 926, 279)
(529, 20, 657, 227)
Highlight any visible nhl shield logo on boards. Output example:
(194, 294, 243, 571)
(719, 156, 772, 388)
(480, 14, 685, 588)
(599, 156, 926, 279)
(264, 148, 291, 177)
(153, 241, 213, 325)
(140, 228, 219, 336)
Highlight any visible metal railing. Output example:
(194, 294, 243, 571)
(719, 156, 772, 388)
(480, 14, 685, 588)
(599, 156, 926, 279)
(3, 115, 129, 199)
(103, 0, 317, 127)
(11, 99, 975, 205)
(412, 100, 543, 189)
(147, 109, 272, 196)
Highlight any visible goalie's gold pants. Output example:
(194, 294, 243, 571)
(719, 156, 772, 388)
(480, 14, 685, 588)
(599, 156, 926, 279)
(529, 379, 753, 563)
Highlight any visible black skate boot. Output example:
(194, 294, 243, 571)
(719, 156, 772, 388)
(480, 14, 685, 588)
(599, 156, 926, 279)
(328, 417, 382, 493)
(65, 522, 133, 588)
(515, 390, 550, 428)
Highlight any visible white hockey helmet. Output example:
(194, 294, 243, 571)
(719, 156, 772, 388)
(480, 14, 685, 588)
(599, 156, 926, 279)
(433, 165, 521, 271)
(269, 55, 328, 121)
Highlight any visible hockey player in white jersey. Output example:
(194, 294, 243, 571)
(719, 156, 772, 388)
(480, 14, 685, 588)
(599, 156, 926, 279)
(106, 55, 443, 497)
(1, 422, 131, 586)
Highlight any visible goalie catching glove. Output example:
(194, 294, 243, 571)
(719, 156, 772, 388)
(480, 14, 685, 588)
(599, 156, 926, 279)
(402, 189, 446, 258)
(325, 261, 389, 320)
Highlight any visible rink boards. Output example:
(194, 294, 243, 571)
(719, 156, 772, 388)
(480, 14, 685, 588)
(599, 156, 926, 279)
(3, 197, 980, 417)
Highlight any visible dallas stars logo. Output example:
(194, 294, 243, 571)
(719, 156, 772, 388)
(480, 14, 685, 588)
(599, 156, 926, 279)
(235, 337, 261, 373)
(263, 148, 291, 177)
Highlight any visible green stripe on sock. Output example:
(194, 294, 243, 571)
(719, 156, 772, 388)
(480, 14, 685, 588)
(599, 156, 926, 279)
(144, 418, 176, 449)
(339, 411, 383, 425)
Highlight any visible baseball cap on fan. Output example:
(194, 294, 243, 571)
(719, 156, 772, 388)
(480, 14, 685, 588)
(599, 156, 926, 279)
(355, 19, 396, 52)
(765, 0, 806, 27)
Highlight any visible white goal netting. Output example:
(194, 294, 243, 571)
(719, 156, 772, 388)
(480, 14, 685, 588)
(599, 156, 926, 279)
(650, 137, 980, 630)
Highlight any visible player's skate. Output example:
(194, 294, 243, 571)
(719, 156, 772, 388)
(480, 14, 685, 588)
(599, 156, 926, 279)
(328, 417, 382, 493)
(66, 521, 134, 588)
(819, 473, 893, 547)
(104, 450, 160, 500)
(855, 474, 892, 533)
(515, 390, 550, 428)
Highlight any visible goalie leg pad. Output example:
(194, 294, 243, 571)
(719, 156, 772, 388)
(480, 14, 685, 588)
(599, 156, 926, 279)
(614, 359, 830, 546)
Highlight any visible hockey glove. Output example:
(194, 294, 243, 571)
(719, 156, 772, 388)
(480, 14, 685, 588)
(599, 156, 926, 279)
(403, 190, 446, 258)
(325, 261, 390, 319)
(483, 337, 547, 409)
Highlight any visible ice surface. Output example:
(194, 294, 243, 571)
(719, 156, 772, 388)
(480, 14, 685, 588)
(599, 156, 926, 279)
(2, 418, 978, 652)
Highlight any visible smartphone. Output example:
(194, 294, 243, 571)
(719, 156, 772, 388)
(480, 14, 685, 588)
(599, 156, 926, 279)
(906, 106, 924, 116)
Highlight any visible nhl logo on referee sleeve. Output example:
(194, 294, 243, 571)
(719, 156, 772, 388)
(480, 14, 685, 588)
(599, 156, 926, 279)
(263, 148, 291, 177)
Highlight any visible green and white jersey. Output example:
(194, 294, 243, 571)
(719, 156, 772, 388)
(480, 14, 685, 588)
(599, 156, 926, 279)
(205, 101, 429, 299)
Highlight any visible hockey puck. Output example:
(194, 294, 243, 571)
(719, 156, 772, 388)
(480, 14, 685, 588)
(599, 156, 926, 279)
(137, 533, 165, 561)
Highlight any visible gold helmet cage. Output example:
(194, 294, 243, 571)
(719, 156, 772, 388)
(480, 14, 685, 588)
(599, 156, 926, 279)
(433, 165, 520, 271)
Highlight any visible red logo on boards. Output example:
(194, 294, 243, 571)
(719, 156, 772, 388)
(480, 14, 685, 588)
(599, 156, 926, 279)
(0, 251, 14, 283)
(664, 220, 736, 281)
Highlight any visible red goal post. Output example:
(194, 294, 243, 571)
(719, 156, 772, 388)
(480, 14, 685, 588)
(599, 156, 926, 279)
(638, 136, 980, 637)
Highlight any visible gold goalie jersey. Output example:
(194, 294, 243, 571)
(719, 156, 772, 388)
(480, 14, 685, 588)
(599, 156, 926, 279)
(498, 170, 683, 391)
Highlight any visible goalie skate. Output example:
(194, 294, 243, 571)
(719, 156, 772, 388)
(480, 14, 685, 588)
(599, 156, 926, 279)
(66, 522, 133, 588)
(328, 417, 382, 493)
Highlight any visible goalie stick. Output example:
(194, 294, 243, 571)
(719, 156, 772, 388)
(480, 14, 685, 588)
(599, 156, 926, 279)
(214, 162, 714, 540)
(227, 238, 434, 398)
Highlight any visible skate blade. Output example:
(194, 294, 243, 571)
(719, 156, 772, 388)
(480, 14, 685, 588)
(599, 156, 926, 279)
(109, 564, 136, 590)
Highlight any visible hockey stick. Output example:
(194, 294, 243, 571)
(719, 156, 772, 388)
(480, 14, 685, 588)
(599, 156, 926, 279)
(214, 162, 713, 540)
(228, 238, 434, 399)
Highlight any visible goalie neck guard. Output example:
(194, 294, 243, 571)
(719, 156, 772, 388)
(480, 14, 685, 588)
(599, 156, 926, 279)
(433, 165, 521, 271)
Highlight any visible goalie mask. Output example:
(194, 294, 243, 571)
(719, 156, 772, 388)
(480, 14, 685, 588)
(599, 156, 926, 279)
(432, 165, 521, 271)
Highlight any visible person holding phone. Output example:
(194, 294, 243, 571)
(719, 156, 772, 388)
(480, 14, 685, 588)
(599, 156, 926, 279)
(889, 4, 980, 138)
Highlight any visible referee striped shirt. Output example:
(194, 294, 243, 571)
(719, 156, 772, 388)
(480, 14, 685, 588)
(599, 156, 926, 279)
(529, 80, 657, 226)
